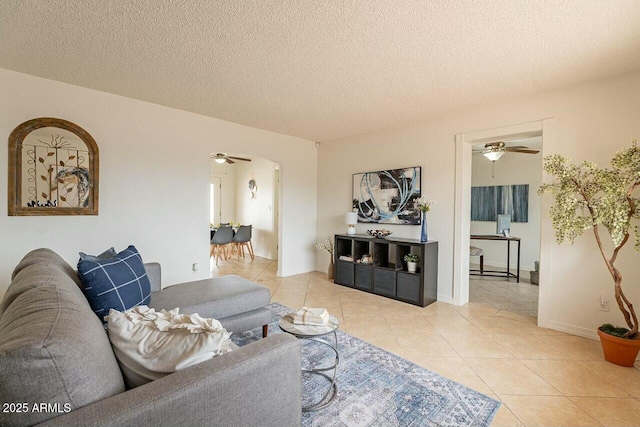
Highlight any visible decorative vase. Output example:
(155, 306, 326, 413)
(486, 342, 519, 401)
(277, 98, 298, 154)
(328, 258, 335, 282)
(420, 211, 428, 242)
(407, 261, 417, 273)
(597, 328, 640, 367)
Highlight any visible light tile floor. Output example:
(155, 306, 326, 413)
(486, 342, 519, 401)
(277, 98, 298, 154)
(470, 264, 539, 318)
(212, 256, 640, 427)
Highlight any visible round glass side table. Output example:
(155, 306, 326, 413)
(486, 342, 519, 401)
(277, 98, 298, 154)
(278, 313, 340, 412)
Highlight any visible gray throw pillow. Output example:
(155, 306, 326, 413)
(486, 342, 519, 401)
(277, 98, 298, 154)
(79, 247, 117, 262)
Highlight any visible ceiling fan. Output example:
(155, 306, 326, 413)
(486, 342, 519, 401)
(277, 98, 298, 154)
(211, 153, 252, 164)
(474, 141, 539, 162)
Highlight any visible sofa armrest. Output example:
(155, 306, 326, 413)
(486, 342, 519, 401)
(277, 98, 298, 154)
(144, 262, 161, 292)
(37, 334, 302, 427)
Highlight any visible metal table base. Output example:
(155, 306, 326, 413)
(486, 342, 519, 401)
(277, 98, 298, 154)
(278, 314, 341, 413)
(469, 235, 521, 282)
(300, 331, 339, 412)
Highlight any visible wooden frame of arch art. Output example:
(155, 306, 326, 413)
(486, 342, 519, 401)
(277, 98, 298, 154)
(8, 117, 99, 216)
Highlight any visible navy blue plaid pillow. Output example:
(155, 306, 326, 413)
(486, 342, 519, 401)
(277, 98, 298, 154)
(78, 245, 151, 323)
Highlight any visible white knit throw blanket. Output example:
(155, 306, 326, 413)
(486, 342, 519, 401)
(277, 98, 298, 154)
(123, 306, 226, 334)
(106, 305, 232, 387)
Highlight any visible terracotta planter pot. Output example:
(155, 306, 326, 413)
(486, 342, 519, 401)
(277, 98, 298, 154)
(597, 328, 640, 367)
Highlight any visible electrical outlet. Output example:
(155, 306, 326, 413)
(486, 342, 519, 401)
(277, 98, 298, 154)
(192, 263, 199, 272)
(599, 295, 610, 312)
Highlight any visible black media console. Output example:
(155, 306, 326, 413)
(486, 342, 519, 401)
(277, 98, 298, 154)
(334, 234, 438, 307)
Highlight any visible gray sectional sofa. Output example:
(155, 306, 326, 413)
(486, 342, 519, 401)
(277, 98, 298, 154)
(0, 248, 302, 427)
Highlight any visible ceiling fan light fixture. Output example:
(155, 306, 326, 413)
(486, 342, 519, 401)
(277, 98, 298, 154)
(483, 151, 505, 162)
(214, 157, 226, 164)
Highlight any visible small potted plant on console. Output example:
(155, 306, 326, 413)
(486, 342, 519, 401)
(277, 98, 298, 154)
(404, 253, 420, 274)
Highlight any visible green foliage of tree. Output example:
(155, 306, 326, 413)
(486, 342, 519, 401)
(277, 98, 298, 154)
(538, 140, 640, 338)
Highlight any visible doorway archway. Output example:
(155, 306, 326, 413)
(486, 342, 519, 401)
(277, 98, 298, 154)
(210, 154, 282, 274)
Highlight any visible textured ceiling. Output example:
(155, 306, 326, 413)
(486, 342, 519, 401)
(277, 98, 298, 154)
(1, 1, 639, 142)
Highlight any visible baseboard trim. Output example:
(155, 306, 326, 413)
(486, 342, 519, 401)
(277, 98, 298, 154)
(547, 320, 599, 341)
(549, 321, 640, 362)
(437, 294, 454, 304)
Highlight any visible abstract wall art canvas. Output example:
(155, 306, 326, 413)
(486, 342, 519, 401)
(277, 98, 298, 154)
(352, 166, 421, 224)
(471, 184, 528, 222)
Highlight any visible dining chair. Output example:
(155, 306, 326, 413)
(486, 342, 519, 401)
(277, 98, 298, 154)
(210, 225, 234, 266)
(232, 225, 254, 261)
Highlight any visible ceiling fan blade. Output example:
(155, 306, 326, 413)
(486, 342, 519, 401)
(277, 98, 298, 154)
(227, 156, 251, 162)
(226, 159, 235, 164)
(504, 148, 540, 154)
(504, 146, 528, 149)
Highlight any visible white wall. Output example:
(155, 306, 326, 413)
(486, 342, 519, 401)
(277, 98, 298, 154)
(0, 69, 317, 297)
(470, 149, 542, 271)
(317, 71, 640, 337)
(233, 158, 278, 259)
(210, 160, 237, 225)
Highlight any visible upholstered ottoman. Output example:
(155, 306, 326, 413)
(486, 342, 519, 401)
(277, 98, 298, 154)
(147, 269, 272, 336)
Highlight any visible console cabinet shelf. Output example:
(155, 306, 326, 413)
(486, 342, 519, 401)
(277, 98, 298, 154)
(334, 234, 438, 307)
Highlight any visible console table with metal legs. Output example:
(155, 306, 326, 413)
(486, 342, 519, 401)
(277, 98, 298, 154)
(470, 235, 521, 282)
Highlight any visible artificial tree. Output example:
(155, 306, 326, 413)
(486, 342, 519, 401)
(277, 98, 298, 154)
(539, 140, 640, 339)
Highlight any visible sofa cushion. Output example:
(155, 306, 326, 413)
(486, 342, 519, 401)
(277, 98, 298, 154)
(1, 248, 81, 319)
(0, 261, 125, 427)
(11, 247, 81, 283)
(78, 245, 151, 323)
(149, 275, 270, 322)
